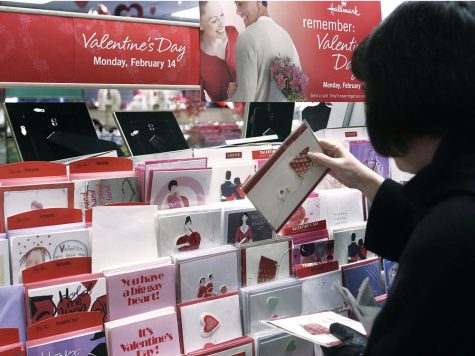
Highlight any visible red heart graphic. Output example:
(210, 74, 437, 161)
(202, 314, 219, 334)
(114, 3, 143, 17)
(150, 6, 156, 15)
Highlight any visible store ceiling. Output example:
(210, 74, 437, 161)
(0, 1, 199, 22)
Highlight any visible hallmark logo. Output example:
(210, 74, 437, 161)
(328, 1, 360, 16)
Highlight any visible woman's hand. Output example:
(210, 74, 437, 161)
(307, 139, 384, 202)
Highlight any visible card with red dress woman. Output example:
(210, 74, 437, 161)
(224, 207, 274, 245)
(157, 206, 222, 257)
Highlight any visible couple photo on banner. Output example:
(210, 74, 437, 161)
(199, 1, 308, 102)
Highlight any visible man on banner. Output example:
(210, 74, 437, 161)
(228, 1, 301, 102)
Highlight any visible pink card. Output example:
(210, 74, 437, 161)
(105, 307, 180, 356)
(105, 262, 176, 321)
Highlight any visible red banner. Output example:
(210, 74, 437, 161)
(0, 9, 200, 87)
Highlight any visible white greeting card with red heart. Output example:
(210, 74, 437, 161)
(177, 293, 242, 354)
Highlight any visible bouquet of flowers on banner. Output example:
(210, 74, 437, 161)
(271, 55, 309, 102)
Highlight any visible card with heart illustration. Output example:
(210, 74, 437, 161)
(256, 331, 315, 356)
(157, 205, 222, 257)
(240, 238, 292, 287)
(301, 270, 344, 314)
(0, 182, 75, 233)
(25, 274, 107, 326)
(175, 246, 239, 303)
(240, 279, 302, 334)
(177, 293, 242, 354)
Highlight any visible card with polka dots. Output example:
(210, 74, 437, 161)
(289, 147, 312, 177)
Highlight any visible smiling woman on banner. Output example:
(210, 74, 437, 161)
(199, 1, 239, 102)
(307, 2, 475, 355)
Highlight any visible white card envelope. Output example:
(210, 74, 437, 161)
(91, 205, 158, 273)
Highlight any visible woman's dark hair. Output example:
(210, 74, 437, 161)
(352, 2, 475, 156)
(168, 180, 178, 191)
(185, 216, 192, 225)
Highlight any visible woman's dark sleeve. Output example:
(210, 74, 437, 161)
(364, 179, 416, 262)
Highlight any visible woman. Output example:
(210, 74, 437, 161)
(176, 216, 201, 251)
(166, 180, 189, 209)
(308, 2, 475, 355)
(234, 212, 254, 244)
(199, 1, 238, 102)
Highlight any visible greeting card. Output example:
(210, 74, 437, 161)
(142, 157, 207, 203)
(9, 228, 90, 284)
(256, 332, 315, 356)
(26, 275, 107, 325)
(150, 168, 212, 209)
(178, 293, 242, 354)
(292, 237, 334, 267)
(0, 182, 74, 232)
(26, 328, 106, 356)
(187, 336, 255, 356)
(240, 239, 292, 286)
(301, 270, 344, 314)
(279, 192, 321, 235)
(73, 176, 140, 210)
(105, 259, 176, 321)
(0, 239, 9, 286)
(317, 188, 365, 228)
(157, 206, 222, 256)
(241, 279, 302, 334)
(0, 284, 26, 342)
(383, 259, 398, 295)
(176, 246, 239, 303)
(209, 161, 256, 203)
(349, 140, 390, 179)
(105, 307, 181, 356)
(332, 223, 372, 265)
(91, 205, 158, 273)
(341, 258, 384, 298)
(265, 311, 366, 347)
(224, 207, 274, 245)
(244, 122, 327, 231)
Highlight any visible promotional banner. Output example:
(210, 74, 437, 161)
(0, 9, 200, 87)
(199, 1, 381, 102)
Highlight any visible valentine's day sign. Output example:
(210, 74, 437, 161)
(0, 8, 200, 87)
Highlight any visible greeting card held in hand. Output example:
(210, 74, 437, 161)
(105, 307, 180, 356)
(244, 122, 327, 231)
(178, 293, 242, 354)
(9, 228, 90, 284)
(157, 206, 222, 256)
(105, 258, 176, 321)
